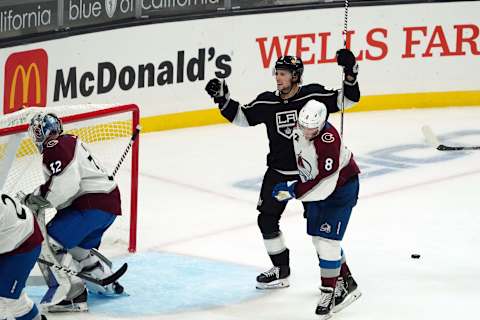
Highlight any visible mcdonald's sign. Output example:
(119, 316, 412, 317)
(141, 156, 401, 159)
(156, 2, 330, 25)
(3, 49, 48, 114)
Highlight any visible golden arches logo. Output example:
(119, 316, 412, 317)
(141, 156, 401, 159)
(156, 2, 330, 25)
(9, 63, 42, 109)
(3, 49, 48, 115)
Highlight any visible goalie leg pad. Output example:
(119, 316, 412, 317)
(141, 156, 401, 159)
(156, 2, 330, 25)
(70, 247, 122, 295)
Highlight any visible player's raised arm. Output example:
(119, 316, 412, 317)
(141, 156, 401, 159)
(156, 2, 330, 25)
(205, 79, 266, 127)
(336, 48, 360, 107)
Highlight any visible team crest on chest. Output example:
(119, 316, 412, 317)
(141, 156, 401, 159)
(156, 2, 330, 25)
(276, 110, 297, 139)
(46, 140, 59, 148)
(321, 133, 335, 143)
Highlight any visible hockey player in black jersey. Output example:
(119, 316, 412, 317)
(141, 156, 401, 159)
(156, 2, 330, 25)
(205, 49, 360, 290)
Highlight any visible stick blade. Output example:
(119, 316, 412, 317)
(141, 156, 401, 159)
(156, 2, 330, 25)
(421, 125, 440, 148)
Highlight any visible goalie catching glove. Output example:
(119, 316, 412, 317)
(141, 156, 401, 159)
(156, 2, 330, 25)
(18, 191, 51, 212)
(272, 180, 298, 202)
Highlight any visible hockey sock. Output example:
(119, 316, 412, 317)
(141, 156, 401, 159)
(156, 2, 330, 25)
(340, 262, 352, 279)
(269, 248, 289, 267)
(321, 276, 338, 289)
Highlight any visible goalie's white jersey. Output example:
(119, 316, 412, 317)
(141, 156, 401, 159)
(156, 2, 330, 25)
(35, 134, 122, 215)
(0, 194, 43, 255)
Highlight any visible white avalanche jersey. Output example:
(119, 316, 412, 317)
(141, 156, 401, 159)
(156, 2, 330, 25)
(0, 194, 36, 254)
(35, 134, 122, 215)
(293, 122, 360, 201)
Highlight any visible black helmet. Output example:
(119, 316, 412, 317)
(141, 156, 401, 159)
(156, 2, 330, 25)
(274, 56, 304, 82)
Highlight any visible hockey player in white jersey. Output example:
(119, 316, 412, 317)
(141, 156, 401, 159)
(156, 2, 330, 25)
(22, 112, 124, 312)
(272, 100, 361, 319)
(0, 194, 47, 320)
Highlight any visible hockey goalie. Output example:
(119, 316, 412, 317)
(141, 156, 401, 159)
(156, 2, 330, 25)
(19, 112, 126, 312)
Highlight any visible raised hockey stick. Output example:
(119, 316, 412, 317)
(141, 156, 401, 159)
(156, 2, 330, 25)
(109, 124, 141, 179)
(422, 125, 480, 151)
(37, 258, 128, 287)
(340, 0, 350, 137)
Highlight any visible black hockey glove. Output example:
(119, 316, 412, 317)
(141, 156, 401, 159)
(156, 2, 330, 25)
(336, 48, 359, 79)
(205, 79, 230, 104)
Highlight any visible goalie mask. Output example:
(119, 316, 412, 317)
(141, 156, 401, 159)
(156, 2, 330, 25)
(29, 112, 63, 153)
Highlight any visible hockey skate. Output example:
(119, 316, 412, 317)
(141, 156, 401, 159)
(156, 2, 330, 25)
(315, 287, 335, 320)
(46, 288, 88, 313)
(333, 275, 362, 313)
(256, 266, 290, 289)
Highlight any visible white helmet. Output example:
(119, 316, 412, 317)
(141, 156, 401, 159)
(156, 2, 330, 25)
(298, 100, 327, 129)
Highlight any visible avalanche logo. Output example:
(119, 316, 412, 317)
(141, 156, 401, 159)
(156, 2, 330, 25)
(276, 110, 297, 139)
(105, 0, 117, 18)
(320, 223, 331, 234)
(321, 132, 335, 143)
(46, 140, 59, 148)
(297, 153, 314, 182)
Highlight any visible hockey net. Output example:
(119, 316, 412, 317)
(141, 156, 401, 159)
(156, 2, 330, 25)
(0, 104, 139, 253)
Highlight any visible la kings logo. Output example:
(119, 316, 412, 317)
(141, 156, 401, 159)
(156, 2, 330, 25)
(276, 110, 297, 139)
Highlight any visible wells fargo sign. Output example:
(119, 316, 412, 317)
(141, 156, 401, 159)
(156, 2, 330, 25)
(3, 49, 48, 114)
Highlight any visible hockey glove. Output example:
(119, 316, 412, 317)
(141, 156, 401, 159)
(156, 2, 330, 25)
(336, 48, 359, 79)
(205, 79, 230, 104)
(272, 181, 297, 202)
(21, 193, 51, 213)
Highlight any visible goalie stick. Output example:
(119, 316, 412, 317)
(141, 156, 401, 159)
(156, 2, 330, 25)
(422, 125, 480, 151)
(37, 257, 128, 287)
(110, 124, 141, 179)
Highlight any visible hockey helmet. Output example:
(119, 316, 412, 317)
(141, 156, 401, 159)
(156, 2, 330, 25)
(28, 112, 63, 153)
(274, 56, 304, 82)
(298, 100, 328, 130)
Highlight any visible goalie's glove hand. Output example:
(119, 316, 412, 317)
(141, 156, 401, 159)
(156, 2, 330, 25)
(21, 193, 51, 212)
(336, 48, 359, 79)
(205, 79, 230, 104)
(272, 180, 297, 202)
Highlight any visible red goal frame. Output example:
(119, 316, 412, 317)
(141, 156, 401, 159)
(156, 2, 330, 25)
(0, 104, 139, 253)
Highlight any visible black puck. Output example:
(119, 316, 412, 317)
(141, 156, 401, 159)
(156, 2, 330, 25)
(411, 254, 421, 259)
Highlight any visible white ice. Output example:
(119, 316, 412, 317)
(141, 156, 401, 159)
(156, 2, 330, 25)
(36, 106, 480, 320)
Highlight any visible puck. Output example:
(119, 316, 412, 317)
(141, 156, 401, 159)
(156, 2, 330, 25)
(411, 254, 421, 259)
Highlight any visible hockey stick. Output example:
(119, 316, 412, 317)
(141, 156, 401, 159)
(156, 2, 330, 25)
(422, 125, 480, 151)
(109, 124, 141, 179)
(37, 258, 128, 287)
(340, 0, 349, 137)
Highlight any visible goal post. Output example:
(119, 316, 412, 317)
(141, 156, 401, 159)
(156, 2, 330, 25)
(0, 104, 139, 253)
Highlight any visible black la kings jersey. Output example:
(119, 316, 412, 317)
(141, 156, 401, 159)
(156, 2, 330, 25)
(218, 83, 360, 172)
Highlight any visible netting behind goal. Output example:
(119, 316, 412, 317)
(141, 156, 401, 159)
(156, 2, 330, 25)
(0, 104, 139, 253)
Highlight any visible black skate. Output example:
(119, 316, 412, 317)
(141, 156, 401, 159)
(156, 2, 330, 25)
(256, 266, 290, 289)
(46, 288, 88, 313)
(315, 287, 335, 319)
(333, 275, 362, 313)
